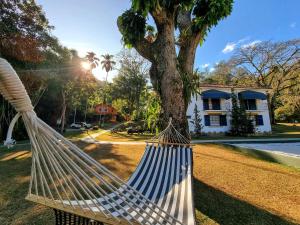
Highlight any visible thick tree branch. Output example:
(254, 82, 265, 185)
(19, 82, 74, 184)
(133, 38, 155, 63)
(177, 10, 207, 74)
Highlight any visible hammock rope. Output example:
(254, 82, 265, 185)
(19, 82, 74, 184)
(0, 58, 195, 225)
(148, 118, 190, 145)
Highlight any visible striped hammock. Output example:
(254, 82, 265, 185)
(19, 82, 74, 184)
(0, 58, 195, 225)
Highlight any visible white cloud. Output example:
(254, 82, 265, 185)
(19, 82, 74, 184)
(237, 37, 250, 44)
(209, 67, 215, 72)
(222, 42, 236, 53)
(201, 63, 210, 68)
(290, 22, 296, 28)
(242, 40, 262, 49)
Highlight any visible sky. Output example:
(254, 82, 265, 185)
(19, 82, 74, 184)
(36, 0, 300, 81)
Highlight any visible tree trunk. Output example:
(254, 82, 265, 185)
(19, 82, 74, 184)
(267, 93, 276, 125)
(270, 99, 276, 125)
(149, 19, 189, 138)
(73, 107, 77, 124)
(84, 101, 88, 122)
(60, 91, 66, 134)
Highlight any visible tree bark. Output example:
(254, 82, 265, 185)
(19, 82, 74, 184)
(121, 10, 204, 139)
(269, 96, 276, 125)
(150, 15, 189, 138)
(60, 90, 66, 134)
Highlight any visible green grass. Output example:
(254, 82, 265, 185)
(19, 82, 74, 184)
(96, 131, 154, 142)
(1, 141, 300, 225)
(272, 123, 300, 134)
(217, 143, 300, 169)
(98, 123, 300, 142)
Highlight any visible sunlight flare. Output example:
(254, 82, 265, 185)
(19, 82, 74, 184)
(81, 61, 90, 71)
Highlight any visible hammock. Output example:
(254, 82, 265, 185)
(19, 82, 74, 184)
(0, 58, 195, 225)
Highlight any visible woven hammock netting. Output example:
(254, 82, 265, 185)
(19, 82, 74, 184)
(0, 58, 195, 225)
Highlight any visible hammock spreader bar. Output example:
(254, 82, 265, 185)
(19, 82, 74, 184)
(0, 58, 196, 225)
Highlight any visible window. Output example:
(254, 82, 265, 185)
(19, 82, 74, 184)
(204, 115, 227, 126)
(203, 99, 209, 110)
(255, 115, 264, 126)
(210, 115, 220, 126)
(203, 98, 221, 110)
(211, 99, 221, 110)
(242, 99, 257, 110)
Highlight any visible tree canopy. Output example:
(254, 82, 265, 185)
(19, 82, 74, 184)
(117, 0, 234, 137)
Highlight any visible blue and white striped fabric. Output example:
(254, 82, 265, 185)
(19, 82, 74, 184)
(91, 144, 195, 225)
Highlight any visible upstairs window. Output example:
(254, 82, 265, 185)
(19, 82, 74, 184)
(203, 98, 221, 110)
(242, 99, 257, 110)
(211, 99, 221, 110)
(203, 99, 209, 110)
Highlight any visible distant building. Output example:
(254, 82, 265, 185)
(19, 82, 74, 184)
(95, 104, 118, 122)
(187, 85, 272, 134)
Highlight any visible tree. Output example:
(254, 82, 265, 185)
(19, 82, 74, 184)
(110, 50, 148, 118)
(144, 91, 161, 133)
(229, 90, 254, 136)
(117, 0, 233, 138)
(202, 61, 234, 85)
(101, 54, 116, 82)
(231, 39, 300, 124)
(0, 0, 66, 65)
(190, 104, 203, 136)
(85, 52, 100, 70)
(275, 84, 300, 122)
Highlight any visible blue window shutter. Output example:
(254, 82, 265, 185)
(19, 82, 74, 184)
(204, 115, 210, 126)
(255, 115, 264, 125)
(203, 99, 209, 110)
(220, 115, 227, 126)
(212, 99, 221, 110)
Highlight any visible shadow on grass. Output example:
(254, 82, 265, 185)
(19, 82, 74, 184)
(105, 131, 153, 141)
(218, 143, 280, 163)
(0, 141, 143, 224)
(75, 141, 143, 180)
(0, 147, 53, 225)
(272, 123, 300, 134)
(194, 179, 297, 225)
(195, 144, 300, 177)
(215, 144, 300, 170)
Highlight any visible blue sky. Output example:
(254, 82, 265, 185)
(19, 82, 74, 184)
(36, 0, 299, 81)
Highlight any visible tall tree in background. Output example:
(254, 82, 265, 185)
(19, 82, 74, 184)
(85, 52, 100, 71)
(110, 50, 148, 118)
(101, 54, 116, 82)
(190, 104, 203, 137)
(0, 0, 67, 65)
(232, 39, 300, 124)
(118, 0, 233, 137)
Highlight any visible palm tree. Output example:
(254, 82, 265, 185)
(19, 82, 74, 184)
(85, 52, 100, 70)
(101, 54, 116, 82)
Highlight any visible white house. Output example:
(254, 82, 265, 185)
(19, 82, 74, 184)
(187, 85, 272, 135)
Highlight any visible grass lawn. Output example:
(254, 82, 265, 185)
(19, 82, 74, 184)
(96, 131, 154, 142)
(94, 123, 300, 142)
(272, 123, 300, 136)
(193, 123, 300, 140)
(0, 142, 299, 225)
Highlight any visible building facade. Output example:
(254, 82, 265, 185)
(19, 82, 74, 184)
(95, 104, 118, 122)
(187, 85, 272, 135)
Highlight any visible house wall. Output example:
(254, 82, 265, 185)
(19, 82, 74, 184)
(187, 87, 272, 135)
